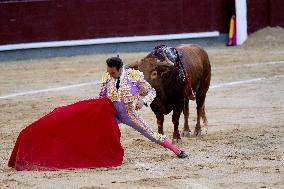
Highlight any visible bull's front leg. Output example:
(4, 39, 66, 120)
(151, 101, 165, 135)
(156, 113, 164, 135)
(172, 106, 183, 144)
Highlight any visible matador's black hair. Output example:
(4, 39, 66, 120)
(106, 56, 123, 70)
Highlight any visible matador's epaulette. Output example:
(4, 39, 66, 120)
(127, 69, 141, 82)
(102, 72, 111, 82)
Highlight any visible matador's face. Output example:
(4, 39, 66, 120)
(107, 66, 122, 79)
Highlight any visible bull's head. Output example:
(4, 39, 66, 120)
(126, 55, 174, 88)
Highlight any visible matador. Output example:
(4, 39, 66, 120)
(99, 57, 188, 158)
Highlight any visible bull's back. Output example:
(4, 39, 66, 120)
(176, 45, 211, 91)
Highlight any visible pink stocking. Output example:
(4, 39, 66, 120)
(161, 139, 181, 156)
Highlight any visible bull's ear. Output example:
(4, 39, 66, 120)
(125, 61, 139, 70)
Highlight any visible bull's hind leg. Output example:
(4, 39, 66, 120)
(182, 98, 191, 137)
(194, 89, 207, 136)
(201, 106, 208, 134)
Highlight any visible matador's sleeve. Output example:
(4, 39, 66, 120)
(136, 71, 156, 106)
(99, 72, 110, 97)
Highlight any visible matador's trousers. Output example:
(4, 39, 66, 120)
(113, 101, 165, 145)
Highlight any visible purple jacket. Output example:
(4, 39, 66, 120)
(99, 68, 156, 105)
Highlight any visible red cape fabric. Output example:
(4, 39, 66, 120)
(8, 97, 124, 171)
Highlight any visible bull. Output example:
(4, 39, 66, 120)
(127, 45, 211, 143)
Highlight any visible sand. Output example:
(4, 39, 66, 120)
(0, 27, 283, 189)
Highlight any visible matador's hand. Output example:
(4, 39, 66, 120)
(135, 101, 143, 111)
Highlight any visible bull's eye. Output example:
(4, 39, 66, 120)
(150, 70, 158, 79)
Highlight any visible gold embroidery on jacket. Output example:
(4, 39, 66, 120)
(127, 69, 140, 82)
(102, 72, 111, 82)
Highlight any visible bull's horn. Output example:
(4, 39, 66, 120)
(125, 61, 139, 70)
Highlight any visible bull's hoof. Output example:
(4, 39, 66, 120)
(182, 130, 191, 137)
(172, 131, 181, 144)
(193, 128, 202, 136)
(172, 138, 182, 144)
(178, 151, 188, 159)
(189, 95, 196, 101)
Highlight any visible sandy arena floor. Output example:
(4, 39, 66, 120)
(0, 27, 284, 189)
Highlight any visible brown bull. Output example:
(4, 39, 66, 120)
(127, 45, 211, 143)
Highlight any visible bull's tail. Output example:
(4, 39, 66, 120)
(191, 45, 211, 134)
(201, 50, 211, 133)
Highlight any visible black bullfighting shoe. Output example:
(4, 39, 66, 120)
(178, 151, 188, 158)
